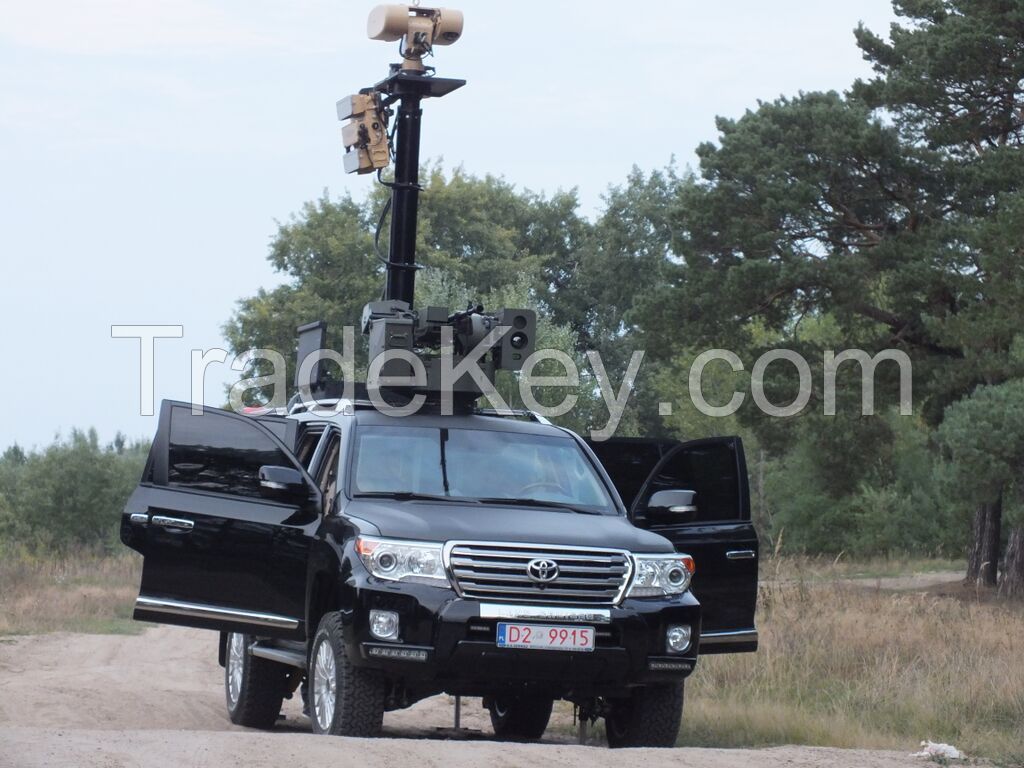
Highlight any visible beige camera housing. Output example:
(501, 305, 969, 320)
(338, 92, 390, 174)
(367, 5, 464, 70)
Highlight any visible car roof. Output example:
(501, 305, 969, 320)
(285, 400, 572, 438)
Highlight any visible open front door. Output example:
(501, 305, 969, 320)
(120, 401, 320, 639)
(629, 437, 759, 653)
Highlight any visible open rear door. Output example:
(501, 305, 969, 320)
(120, 401, 320, 639)
(603, 436, 759, 654)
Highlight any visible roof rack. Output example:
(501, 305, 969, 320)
(285, 381, 410, 415)
(287, 397, 362, 416)
(476, 407, 552, 425)
(281, 376, 556, 424)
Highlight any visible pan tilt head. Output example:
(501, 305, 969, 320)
(367, 4, 464, 71)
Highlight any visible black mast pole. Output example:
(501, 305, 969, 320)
(385, 93, 423, 305)
(376, 69, 463, 306)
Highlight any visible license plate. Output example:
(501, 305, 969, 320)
(496, 622, 595, 652)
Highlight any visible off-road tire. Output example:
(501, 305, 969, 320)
(488, 696, 554, 740)
(309, 612, 386, 736)
(224, 632, 288, 729)
(604, 683, 684, 748)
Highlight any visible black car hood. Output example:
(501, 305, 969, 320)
(342, 498, 674, 553)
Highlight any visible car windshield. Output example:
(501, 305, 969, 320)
(350, 425, 616, 514)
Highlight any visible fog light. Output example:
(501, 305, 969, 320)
(369, 610, 400, 641)
(666, 624, 691, 654)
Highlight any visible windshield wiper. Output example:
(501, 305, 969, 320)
(474, 497, 602, 515)
(353, 491, 469, 503)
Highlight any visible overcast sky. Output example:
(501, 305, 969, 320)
(0, 0, 898, 449)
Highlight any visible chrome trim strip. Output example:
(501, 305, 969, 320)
(479, 603, 612, 624)
(701, 629, 758, 644)
(135, 597, 299, 629)
(443, 540, 635, 606)
(725, 550, 757, 561)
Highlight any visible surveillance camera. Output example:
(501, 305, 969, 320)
(367, 5, 463, 70)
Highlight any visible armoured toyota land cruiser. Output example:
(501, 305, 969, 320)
(120, 397, 758, 747)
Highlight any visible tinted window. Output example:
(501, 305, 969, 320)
(586, 439, 678, 510)
(644, 442, 742, 523)
(167, 407, 292, 498)
(256, 417, 291, 447)
(295, 426, 326, 469)
(318, 434, 343, 516)
(352, 426, 615, 513)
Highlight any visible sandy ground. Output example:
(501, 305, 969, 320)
(0, 626, 924, 768)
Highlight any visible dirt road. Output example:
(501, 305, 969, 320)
(0, 626, 921, 768)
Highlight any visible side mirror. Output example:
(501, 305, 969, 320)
(646, 489, 697, 524)
(258, 465, 308, 502)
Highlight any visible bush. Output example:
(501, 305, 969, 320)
(0, 430, 148, 554)
(764, 411, 965, 558)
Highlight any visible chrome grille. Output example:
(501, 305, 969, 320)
(446, 542, 632, 605)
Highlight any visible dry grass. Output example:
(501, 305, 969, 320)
(0, 547, 143, 635)
(682, 570, 1024, 763)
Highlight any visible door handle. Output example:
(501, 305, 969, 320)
(726, 549, 756, 560)
(129, 513, 149, 525)
(151, 516, 194, 532)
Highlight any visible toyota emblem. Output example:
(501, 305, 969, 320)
(526, 558, 560, 583)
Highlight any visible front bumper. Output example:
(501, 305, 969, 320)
(342, 575, 701, 696)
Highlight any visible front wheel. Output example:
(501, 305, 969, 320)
(309, 612, 386, 736)
(604, 683, 684, 748)
(487, 696, 553, 740)
(224, 632, 288, 729)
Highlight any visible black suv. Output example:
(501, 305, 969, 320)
(121, 398, 758, 747)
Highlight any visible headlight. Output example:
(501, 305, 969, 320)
(355, 536, 449, 587)
(626, 553, 695, 597)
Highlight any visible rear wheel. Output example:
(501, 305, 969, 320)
(488, 696, 554, 741)
(309, 612, 386, 736)
(604, 683, 684, 748)
(224, 632, 288, 729)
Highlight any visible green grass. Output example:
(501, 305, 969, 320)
(66, 617, 151, 635)
(993, 751, 1024, 768)
(764, 554, 965, 582)
(834, 558, 963, 580)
